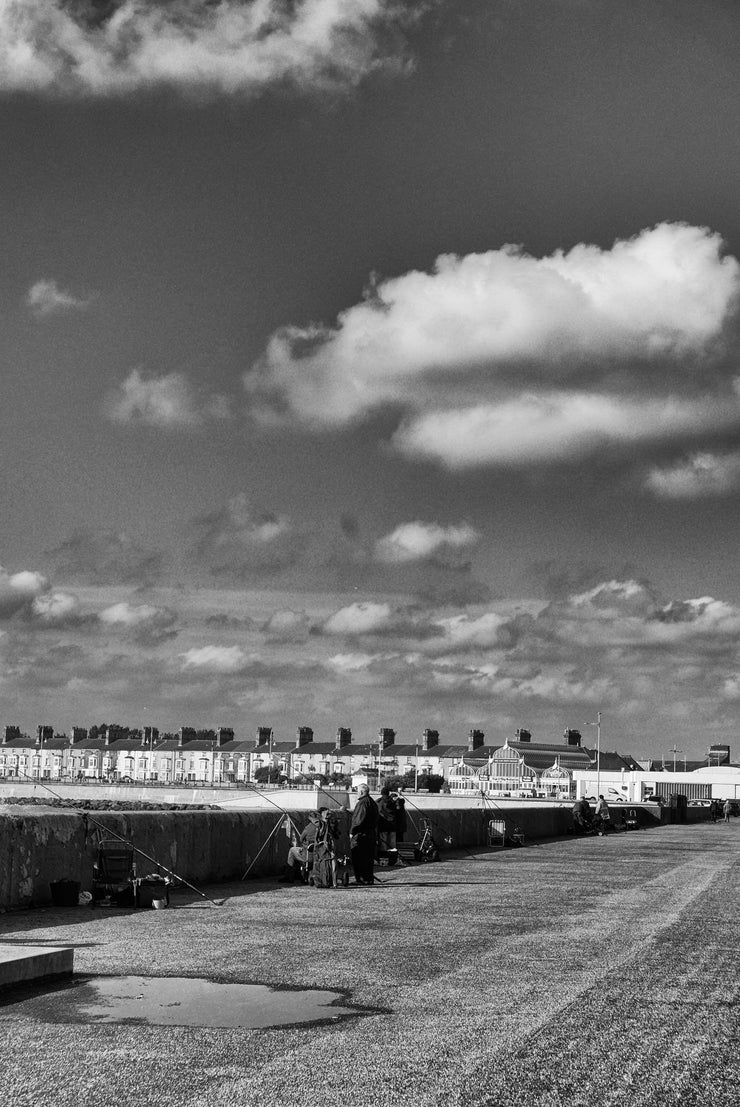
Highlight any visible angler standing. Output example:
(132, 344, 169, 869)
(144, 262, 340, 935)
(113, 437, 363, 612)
(350, 783, 379, 885)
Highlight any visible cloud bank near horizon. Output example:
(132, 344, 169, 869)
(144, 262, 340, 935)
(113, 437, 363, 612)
(3, 553, 740, 746)
(0, 0, 414, 97)
(247, 222, 740, 469)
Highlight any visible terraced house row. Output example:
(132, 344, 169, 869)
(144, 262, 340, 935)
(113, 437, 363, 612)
(0, 722, 610, 794)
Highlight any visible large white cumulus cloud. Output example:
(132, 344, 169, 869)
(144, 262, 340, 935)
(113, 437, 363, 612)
(249, 223, 739, 421)
(248, 223, 740, 468)
(0, 0, 411, 97)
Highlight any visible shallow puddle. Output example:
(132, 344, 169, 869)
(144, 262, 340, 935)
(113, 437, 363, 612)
(4, 975, 368, 1029)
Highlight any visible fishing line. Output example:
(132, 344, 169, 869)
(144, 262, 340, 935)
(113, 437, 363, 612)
(13, 770, 226, 907)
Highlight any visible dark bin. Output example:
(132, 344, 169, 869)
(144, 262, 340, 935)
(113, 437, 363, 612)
(50, 880, 81, 907)
(668, 793, 688, 823)
(134, 878, 169, 908)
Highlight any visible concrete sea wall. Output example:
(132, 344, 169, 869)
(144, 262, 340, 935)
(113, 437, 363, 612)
(0, 799, 678, 909)
(0, 807, 298, 909)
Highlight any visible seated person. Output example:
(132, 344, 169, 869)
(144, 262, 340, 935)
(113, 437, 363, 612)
(279, 811, 320, 883)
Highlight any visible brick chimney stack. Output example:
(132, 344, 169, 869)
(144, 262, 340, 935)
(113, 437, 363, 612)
(422, 728, 439, 751)
(515, 728, 531, 743)
(296, 726, 313, 748)
(178, 726, 196, 748)
(468, 728, 484, 752)
(255, 726, 273, 748)
(36, 725, 54, 747)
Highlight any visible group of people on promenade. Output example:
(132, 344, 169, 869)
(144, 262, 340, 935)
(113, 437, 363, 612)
(572, 794, 612, 834)
(278, 783, 408, 888)
(710, 798, 736, 823)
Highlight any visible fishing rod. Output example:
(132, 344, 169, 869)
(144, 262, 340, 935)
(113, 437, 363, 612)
(283, 770, 389, 885)
(14, 771, 226, 907)
(236, 779, 330, 881)
(288, 768, 350, 813)
(478, 787, 526, 846)
(399, 788, 484, 863)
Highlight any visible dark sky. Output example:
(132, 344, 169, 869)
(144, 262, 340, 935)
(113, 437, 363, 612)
(2, 0, 740, 757)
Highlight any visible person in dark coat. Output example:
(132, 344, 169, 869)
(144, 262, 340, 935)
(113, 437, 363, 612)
(377, 785, 398, 863)
(572, 797, 592, 832)
(377, 786, 408, 865)
(394, 788, 408, 841)
(350, 783, 379, 885)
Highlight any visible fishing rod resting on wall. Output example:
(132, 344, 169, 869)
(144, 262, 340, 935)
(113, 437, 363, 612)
(13, 770, 226, 907)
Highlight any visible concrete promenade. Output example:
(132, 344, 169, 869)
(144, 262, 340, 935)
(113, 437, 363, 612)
(0, 821, 738, 1106)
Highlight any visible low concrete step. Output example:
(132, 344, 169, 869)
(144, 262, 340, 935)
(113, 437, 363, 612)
(0, 945, 74, 991)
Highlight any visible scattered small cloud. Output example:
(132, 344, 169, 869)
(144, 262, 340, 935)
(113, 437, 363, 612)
(30, 590, 85, 627)
(180, 644, 251, 674)
(326, 651, 387, 673)
(26, 278, 91, 317)
(105, 369, 231, 430)
(428, 611, 520, 652)
(191, 493, 302, 578)
(323, 601, 393, 636)
(524, 559, 643, 600)
(99, 601, 178, 643)
(374, 521, 479, 564)
(263, 609, 311, 643)
(645, 450, 740, 499)
(0, 0, 416, 98)
(0, 567, 48, 618)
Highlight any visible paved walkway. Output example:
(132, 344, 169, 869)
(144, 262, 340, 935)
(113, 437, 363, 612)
(0, 821, 738, 1106)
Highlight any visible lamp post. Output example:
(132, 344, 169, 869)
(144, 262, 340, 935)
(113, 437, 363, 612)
(667, 744, 683, 773)
(148, 725, 154, 783)
(586, 712, 602, 797)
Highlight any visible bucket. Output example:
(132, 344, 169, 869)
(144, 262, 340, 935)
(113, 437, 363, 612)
(152, 898, 168, 910)
(135, 880, 169, 908)
(50, 880, 81, 907)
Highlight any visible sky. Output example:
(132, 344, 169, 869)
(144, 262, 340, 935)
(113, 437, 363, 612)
(2, 0, 740, 759)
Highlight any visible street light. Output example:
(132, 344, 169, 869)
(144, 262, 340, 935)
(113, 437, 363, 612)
(586, 712, 602, 797)
(666, 744, 683, 773)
